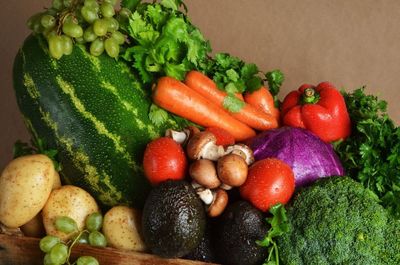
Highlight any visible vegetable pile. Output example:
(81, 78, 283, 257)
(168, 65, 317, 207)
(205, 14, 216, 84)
(3, 0, 400, 265)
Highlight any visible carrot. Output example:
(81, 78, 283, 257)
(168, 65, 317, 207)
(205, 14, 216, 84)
(153, 76, 256, 141)
(184, 71, 278, 131)
(244, 86, 280, 122)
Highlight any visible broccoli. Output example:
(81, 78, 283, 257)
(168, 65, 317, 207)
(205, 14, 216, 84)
(277, 176, 400, 265)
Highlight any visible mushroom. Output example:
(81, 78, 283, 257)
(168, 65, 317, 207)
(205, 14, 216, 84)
(165, 126, 201, 145)
(225, 144, 255, 165)
(195, 187, 214, 205)
(189, 159, 221, 189)
(217, 154, 248, 187)
(207, 189, 229, 217)
(186, 131, 225, 161)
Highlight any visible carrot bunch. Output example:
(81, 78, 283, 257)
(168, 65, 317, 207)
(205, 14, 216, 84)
(152, 71, 279, 142)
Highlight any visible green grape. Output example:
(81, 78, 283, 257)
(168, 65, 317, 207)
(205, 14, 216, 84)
(48, 35, 64, 59)
(85, 212, 103, 232)
(104, 0, 117, 6)
(93, 19, 108, 36)
(104, 37, 120, 58)
(100, 2, 115, 18)
(75, 36, 86, 44)
(88, 231, 107, 247)
(61, 35, 73, 55)
(105, 17, 119, 31)
(46, 8, 59, 16)
(111, 31, 125, 45)
(52, 0, 64, 10)
(118, 8, 131, 19)
(40, 235, 61, 253)
(54, 216, 78, 233)
(77, 231, 90, 244)
(63, 0, 72, 8)
(43, 253, 58, 265)
(84, 0, 99, 11)
(41, 15, 56, 29)
(49, 243, 68, 264)
(62, 21, 83, 38)
(76, 256, 100, 265)
(44, 29, 57, 40)
(83, 26, 97, 42)
(27, 13, 40, 30)
(81, 6, 99, 24)
(90, 38, 104, 56)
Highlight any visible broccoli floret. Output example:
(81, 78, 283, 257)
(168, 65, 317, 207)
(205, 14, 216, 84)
(277, 176, 399, 265)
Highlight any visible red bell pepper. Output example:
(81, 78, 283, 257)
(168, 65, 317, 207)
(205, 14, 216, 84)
(281, 82, 351, 142)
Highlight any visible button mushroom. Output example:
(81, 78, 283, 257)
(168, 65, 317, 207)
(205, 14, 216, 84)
(208, 189, 229, 217)
(225, 144, 255, 165)
(165, 126, 201, 145)
(195, 187, 214, 205)
(186, 131, 225, 161)
(189, 159, 221, 189)
(217, 154, 248, 187)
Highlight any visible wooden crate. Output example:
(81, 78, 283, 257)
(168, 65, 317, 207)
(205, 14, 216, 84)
(0, 234, 217, 265)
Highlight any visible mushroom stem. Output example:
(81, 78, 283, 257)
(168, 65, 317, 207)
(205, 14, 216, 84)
(165, 129, 188, 144)
(199, 141, 226, 161)
(196, 188, 214, 205)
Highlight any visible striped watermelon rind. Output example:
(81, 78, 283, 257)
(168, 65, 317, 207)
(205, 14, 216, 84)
(13, 34, 184, 208)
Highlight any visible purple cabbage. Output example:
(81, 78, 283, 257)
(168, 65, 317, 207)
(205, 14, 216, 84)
(248, 127, 344, 187)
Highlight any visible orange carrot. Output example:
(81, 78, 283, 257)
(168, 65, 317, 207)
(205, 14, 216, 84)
(153, 77, 256, 141)
(244, 86, 280, 122)
(184, 71, 278, 131)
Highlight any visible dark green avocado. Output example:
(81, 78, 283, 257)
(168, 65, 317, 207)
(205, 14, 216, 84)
(184, 221, 217, 263)
(142, 180, 206, 258)
(213, 200, 268, 265)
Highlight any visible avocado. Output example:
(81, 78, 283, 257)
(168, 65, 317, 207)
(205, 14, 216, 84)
(213, 200, 268, 265)
(184, 221, 217, 263)
(142, 180, 206, 258)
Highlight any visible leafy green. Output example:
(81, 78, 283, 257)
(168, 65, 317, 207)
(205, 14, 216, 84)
(201, 53, 264, 94)
(123, 2, 210, 84)
(13, 138, 62, 171)
(148, 103, 169, 126)
(333, 87, 400, 218)
(257, 203, 289, 265)
(265, 70, 284, 107)
(222, 94, 245, 113)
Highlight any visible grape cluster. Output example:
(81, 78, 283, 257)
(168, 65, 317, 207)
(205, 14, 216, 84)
(39, 213, 107, 265)
(27, 0, 131, 59)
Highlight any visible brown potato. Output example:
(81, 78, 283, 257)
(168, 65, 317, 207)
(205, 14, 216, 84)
(102, 206, 147, 251)
(0, 154, 55, 228)
(42, 185, 99, 241)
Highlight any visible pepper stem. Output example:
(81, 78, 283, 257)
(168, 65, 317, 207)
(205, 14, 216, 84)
(302, 87, 320, 104)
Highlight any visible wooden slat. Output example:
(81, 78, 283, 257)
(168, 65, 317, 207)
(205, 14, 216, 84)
(0, 234, 218, 265)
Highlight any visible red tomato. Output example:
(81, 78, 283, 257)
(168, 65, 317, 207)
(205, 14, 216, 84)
(143, 137, 187, 185)
(239, 158, 295, 212)
(205, 127, 235, 146)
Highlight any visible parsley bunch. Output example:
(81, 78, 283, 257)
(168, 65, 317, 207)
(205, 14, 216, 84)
(122, 0, 210, 84)
(334, 87, 400, 218)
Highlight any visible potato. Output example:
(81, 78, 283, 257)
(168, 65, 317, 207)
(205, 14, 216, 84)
(103, 206, 147, 251)
(21, 172, 61, 238)
(42, 185, 99, 241)
(20, 213, 46, 237)
(0, 154, 56, 228)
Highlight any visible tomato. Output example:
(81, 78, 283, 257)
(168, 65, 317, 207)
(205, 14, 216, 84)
(239, 158, 295, 212)
(205, 127, 235, 146)
(143, 137, 187, 185)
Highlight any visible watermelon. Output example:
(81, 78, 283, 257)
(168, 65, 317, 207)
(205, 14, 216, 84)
(13, 35, 184, 208)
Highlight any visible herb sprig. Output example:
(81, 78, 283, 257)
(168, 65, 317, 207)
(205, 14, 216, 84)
(257, 203, 289, 265)
(334, 87, 400, 218)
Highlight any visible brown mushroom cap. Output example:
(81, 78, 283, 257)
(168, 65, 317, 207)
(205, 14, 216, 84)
(208, 189, 229, 217)
(186, 131, 224, 160)
(225, 144, 255, 165)
(189, 159, 221, 189)
(217, 154, 248, 187)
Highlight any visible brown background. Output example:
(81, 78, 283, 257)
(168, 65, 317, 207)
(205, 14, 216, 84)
(1, 0, 399, 170)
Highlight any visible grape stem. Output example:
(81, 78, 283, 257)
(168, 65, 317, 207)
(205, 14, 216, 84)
(66, 229, 89, 265)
